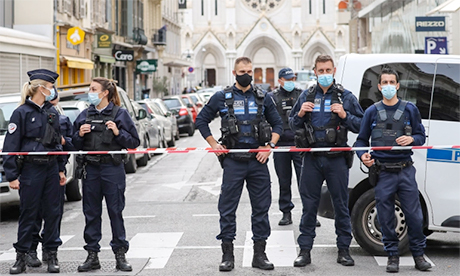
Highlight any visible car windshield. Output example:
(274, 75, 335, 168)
(62, 107, 81, 123)
(181, 97, 191, 104)
(163, 98, 181, 109)
(190, 95, 199, 104)
(0, 102, 18, 134)
(138, 103, 152, 114)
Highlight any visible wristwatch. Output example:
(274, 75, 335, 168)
(268, 142, 276, 149)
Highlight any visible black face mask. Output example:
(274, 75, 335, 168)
(236, 73, 252, 87)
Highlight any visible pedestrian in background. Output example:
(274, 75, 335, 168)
(355, 67, 432, 273)
(72, 77, 140, 272)
(195, 57, 283, 272)
(4, 69, 67, 274)
(289, 55, 363, 268)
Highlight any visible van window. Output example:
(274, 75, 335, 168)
(358, 63, 436, 119)
(432, 63, 460, 122)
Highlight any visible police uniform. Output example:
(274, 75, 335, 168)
(195, 84, 282, 270)
(355, 99, 429, 265)
(268, 85, 303, 224)
(289, 82, 363, 264)
(72, 101, 139, 271)
(3, 69, 65, 274)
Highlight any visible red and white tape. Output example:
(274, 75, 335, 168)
(0, 145, 458, 155)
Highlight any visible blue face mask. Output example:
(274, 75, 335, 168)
(41, 86, 56, 102)
(88, 92, 102, 106)
(381, 85, 397, 100)
(317, 74, 334, 87)
(283, 81, 295, 92)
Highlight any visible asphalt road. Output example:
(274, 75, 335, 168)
(0, 119, 459, 275)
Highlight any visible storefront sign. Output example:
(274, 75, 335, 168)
(97, 34, 112, 48)
(67, 26, 85, 45)
(416, 16, 445, 32)
(425, 37, 448, 54)
(136, 59, 158, 73)
(113, 50, 134, 61)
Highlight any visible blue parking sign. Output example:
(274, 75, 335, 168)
(425, 37, 448, 54)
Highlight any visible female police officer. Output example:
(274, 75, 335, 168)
(72, 77, 140, 272)
(4, 69, 67, 274)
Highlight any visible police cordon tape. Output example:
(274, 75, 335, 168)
(0, 145, 459, 155)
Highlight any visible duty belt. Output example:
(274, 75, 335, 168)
(311, 151, 345, 158)
(228, 152, 257, 162)
(85, 155, 115, 165)
(24, 155, 57, 164)
(378, 161, 413, 172)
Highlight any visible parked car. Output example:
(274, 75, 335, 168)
(151, 98, 180, 141)
(58, 85, 147, 174)
(0, 94, 81, 206)
(163, 96, 195, 136)
(198, 92, 214, 104)
(186, 93, 206, 113)
(180, 95, 199, 123)
(138, 99, 175, 147)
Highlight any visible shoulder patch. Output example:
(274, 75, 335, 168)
(8, 123, 17, 134)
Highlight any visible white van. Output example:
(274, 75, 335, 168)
(318, 54, 460, 255)
(295, 70, 316, 90)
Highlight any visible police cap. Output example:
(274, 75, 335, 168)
(278, 68, 295, 79)
(27, 69, 59, 84)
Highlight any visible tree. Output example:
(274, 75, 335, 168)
(152, 76, 169, 97)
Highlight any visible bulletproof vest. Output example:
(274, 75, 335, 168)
(272, 88, 302, 130)
(221, 86, 271, 146)
(83, 106, 122, 151)
(371, 100, 410, 146)
(36, 110, 61, 147)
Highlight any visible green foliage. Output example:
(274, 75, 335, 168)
(152, 76, 169, 96)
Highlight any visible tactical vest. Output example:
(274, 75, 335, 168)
(82, 106, 122, 151)
(371, 100, 410, 146)
(220, 86, 271, 147)
(271, 88, 302, 130)
(30, 110, 61, 148)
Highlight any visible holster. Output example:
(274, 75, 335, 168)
(368, 162, 380, 187)
(15, 156, 24, 173)
(75, 155, 86, 179)
(345, 151, 354, 169)
(217, 154, 226, 168)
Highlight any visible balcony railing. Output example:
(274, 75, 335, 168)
(152, 28, 167, 46)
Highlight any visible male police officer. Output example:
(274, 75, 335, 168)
(195, 57, 283, 272)
(289, 55, 363, 267)
(268, 68, 320, 227)
(355, 67, 431, 273)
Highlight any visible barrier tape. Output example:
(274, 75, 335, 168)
(0, 145, 458, 156)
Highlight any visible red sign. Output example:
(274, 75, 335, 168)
(188, 67, 194, 73)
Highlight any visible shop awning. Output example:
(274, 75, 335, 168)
(426, 0, 460, 15)
(98, 55, 116, 64)
(163, 57, 191, 67)
(62, 56, 94, 69)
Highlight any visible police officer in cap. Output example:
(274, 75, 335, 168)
(4, 69, 67, 274)
(355, 67, 431, 273)
(289, 55, 363, 268)
(268, 68, 321, 227)
(72, 77, 140, 272)
(195, 57, 283, 272)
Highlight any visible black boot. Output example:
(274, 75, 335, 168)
(219, 241, 234, 271)
(293, 249, 311, 267)
(337, 248, 354, 266)
(386, 255, 399, 273)
(251, 240, 274, 270)
(9, 252, 26, 274)
(46, 251, 60, 273)
(25, 250, 42, 267)
(414, 255, 432, 271)
(316, 219, 321, 227)
(42, 249, 48, 262)
(77, 251, 101, 272)
(279, 212, 292, 225)
(115, 247, 132, 272)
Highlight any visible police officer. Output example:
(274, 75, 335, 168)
(268, 68, 321, 226)
(195, 57, 283, 272)
(355, 67, 432, 273)
(72, 77, 140, 272)
(26, 93, 75, 268)
(289, 55, 363, 267)
(4, 69, 67, 274)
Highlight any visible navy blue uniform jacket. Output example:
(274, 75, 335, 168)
(355, 99, 426, 162)
(3, 99, 66, 181)
(72, 102, 140, 150)
(195, 84, 283, 148)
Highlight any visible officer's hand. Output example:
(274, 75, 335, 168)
(298, 102, 315, 117)
(395, 135, 414, 146)
(9, 179, 20, 190)
(79, 124, 92, 137)
(212, 143, 227, 156)
(61, 136, 66, 145)
(256, 146, 271, 164)
(59, 172, 66, 186)
(331, 103, 347, 119)
(106, 121, 119, 136)
(361, 152, 374, 167)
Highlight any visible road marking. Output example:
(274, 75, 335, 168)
(61, 212, 80, 223)
(126, 232, 183, 269)
(0, 235, 74, 261)
(374, 255, 435, 267)
(124, 215, 156, 219)
(162, 181, 215, 190)
(192, 214, 220, 217)
(242, 230, 298, 267)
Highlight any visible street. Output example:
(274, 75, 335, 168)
(0, 119, 459, 276)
